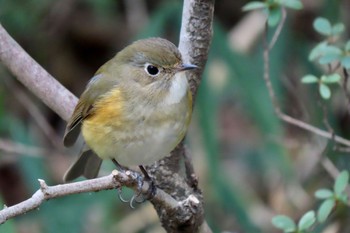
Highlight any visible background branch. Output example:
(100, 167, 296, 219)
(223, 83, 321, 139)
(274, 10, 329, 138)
(263, 21, 350, 148)
(262, 12, 345, 184)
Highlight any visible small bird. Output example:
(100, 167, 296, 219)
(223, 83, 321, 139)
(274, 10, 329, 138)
(63, 37, 196, 183)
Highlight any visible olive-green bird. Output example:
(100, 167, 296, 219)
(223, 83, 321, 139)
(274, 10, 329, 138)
(63, 37, 196, 182)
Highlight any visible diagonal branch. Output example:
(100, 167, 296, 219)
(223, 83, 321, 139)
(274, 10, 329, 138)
(0, 170, 201, 224)
(0, 23, 77, 121)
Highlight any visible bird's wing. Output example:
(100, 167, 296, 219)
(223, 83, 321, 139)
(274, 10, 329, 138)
(63, 73, 118, 147)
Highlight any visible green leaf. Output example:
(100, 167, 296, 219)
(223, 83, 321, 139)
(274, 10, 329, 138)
(242, 1, 267, 11)
(332, 23, 345, 35)
(298, 210, 316, 231)
(341, 56, 350, 69)
(338, 193, 348, 204)
(309, 42, 328, 61)
(281, 0, 303, 9)
(272, 215, 296, 232)
(334, 171, 349, 196)
(323, 45, 342, 55)
(314, 17, 332, 36)
(321, 73, 341, 83)
(301, 74, 318, 83)
(315, 189, 334, 199)
(319, 83, 331, 99)
(267, 7, 282, 27)
(318, 44, 343, 64)
(317, 199, 335, 222)
(319, 54, 340, 64)
(345, 41, 350, 52)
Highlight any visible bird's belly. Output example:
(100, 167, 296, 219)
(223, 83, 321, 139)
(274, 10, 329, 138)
(82, 118, 187, 166)
(116, 123, 185, 165)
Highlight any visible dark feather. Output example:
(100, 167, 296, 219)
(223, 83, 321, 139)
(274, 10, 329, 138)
(63, 147, 102, 182)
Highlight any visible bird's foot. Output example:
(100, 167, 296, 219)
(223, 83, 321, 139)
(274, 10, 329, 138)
(112, 160, 156, 208)
(129, 168, 156, 208)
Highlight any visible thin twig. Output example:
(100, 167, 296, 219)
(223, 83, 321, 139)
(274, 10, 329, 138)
(263, 24, 282, 115)
(0, 138, 44, 158)
(263, 20, 350, 148)
(268, 7, 287, 50)
(319, 101, 334, 134)
(262, 13, 347, 183)
(3, 77, 63, 148)
(279, 112, 350, 147)
(335, 146, 350, 153)
(342, 68, 350, 115)
(321, 157, 339, 179)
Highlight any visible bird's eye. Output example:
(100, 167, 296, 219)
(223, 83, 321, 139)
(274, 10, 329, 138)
(145, 64, 159, 76)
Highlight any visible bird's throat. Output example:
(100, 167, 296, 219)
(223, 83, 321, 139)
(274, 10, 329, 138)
(163, 72, 188, 105)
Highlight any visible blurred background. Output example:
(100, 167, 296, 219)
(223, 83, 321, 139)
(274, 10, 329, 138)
(1, 0, 350, 232)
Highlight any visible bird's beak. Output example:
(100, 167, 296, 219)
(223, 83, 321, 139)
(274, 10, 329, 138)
(178, 63, 198, 72)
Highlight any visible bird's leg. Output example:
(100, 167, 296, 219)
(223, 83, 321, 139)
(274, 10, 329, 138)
(129, 166, 156, 207)
(138, 165, 156, 200)
(112, 159, 127, 172)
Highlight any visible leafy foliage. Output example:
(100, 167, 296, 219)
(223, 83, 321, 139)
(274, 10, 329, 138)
(308, 17, 350, 69)
(301, 16, 350, 100)
(272, 215, 296, 232)
(243, 0, 303, 27)
(301, 73, 340, 99)
(272, 171, 350, 232)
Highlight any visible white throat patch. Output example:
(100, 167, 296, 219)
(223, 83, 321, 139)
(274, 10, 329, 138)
(164, 72, 188, 105)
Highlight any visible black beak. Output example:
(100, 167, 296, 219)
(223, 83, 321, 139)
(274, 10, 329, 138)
(178, 63, 198, 71)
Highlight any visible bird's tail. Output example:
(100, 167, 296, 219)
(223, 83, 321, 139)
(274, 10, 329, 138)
(63, 147, 102, 182)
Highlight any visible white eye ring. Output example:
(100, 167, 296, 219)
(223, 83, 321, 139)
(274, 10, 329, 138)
(144, 63, 160, 77)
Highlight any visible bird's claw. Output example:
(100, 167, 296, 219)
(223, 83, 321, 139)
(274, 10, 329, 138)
(113, 161, 156, 208)
(117, 172, 156, 208)
(117, 187, 130, 203)
(129, 174, 144, 208)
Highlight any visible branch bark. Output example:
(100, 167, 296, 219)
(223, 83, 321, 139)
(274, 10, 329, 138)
(0, 23, 77, 121)
(0, 170, 200, 224)
(179, 0, 214, 100)
(0, 0, 214, 232)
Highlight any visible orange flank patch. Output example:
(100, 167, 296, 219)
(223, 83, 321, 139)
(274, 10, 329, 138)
(81, 88, 125, 157)
(85, 88, 124, 127)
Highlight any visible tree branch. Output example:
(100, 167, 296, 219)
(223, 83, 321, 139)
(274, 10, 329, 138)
(0, 23, 77, 121)
(0, 138, 45, 158)
(0, 170, 202, 224)
(179, 0, 214, 100)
